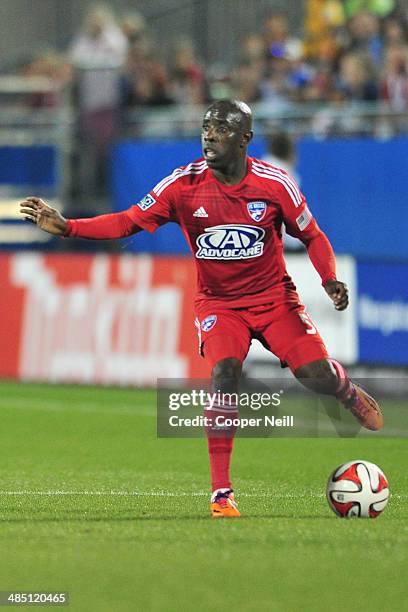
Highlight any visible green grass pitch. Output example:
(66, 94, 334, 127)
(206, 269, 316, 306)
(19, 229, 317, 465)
(0, 381, 406, 611)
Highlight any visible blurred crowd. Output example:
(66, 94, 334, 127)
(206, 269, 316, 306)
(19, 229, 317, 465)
(13, 1, 408, 199)
(234, 2, 408, 112)
(19, 1, 408, 113)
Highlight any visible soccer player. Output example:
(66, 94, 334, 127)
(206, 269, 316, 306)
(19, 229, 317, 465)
(20, 99, 383, 518)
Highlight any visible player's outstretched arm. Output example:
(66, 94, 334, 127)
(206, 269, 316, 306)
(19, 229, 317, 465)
(20, 197, 68, 236)
(20, 197, 142, 239)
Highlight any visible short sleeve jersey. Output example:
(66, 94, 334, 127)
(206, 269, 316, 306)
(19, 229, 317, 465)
(126, 157, 320, 308)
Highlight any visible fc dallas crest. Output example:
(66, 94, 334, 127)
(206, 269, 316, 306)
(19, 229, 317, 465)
(247, 201, 266, 222)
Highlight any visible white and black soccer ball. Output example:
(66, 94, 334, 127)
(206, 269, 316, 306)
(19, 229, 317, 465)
(326, 460, 390, 518)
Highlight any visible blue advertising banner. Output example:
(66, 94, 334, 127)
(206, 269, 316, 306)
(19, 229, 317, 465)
(111, 136, 408, 258)
(299, 137, 408, 260)
(0, 146, 57, 187)
(358, 262, 408, 365)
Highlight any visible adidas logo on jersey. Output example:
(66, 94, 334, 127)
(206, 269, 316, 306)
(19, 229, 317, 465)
(193, 206, 208, 218)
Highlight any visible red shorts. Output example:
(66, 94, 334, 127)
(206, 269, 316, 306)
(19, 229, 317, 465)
(195, 300, 328, 372)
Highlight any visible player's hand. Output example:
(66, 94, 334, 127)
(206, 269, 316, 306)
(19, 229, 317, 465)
(324, 279, 349, 311)
(20, 197, 68, 236)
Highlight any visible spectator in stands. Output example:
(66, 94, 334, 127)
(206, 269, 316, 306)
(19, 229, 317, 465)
(68, 4, 127, 201)
(336, 52, 379, 100)
(22, 51, 72, 107)
(120, 11, 147, 46)
(259, 42, 314, 105)
(230, 61, 262, 102)
(69, 4, 127, 68)
(263, 131, 300, 180)
(263, 132, 303, 250)
(259, 52, 295, 106)
(298, 1, 345, 103)
(260, 12, 319, 105)
(169, 40, 207, 105)
(120, 40, 172, 107)
(381, 43, 408, 111)
(230, 34, 266, 103)
(303, 0, 346, 60)
(345, 11, 384, 64)
(263, 12, 304, 64)
(301, 37, 341, 102)
(383, 14, 408, 46)
(241, 34, 267, 71)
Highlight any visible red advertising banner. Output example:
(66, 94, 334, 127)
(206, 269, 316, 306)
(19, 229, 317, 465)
(0, 253, 209, 385)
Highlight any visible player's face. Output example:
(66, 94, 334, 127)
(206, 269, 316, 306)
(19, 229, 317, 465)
(201, 109, 246, 169)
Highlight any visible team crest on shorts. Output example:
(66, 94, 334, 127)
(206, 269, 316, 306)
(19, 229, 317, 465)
(247, 201, 267, 222)
(201, 314, 217, 332)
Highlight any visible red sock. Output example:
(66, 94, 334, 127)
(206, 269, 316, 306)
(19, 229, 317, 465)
(207, 436, 234, 491)
(329, 358, 356, 404)
(204, 399, 238, 492)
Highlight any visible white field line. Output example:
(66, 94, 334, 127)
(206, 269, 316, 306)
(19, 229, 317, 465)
(0, 490, 404, 498)
(0, 490, 320, 498)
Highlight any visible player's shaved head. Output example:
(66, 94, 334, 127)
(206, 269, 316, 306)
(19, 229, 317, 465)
(204, 99, 253, 133)
(202, 99, 253, 179)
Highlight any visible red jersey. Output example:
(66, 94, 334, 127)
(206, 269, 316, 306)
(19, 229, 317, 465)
(126, 156, 321, 308)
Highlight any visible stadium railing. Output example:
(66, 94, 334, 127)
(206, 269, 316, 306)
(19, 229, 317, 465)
(121, 101, 408, 139)
(0, 75, 73, 245)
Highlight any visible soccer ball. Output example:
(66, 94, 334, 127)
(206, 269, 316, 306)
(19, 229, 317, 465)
(326, 460, 390, 518)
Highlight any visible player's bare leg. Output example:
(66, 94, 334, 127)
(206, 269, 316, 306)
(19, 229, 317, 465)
(206, 357, 241, 518)
(294, 358, 383, 431)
